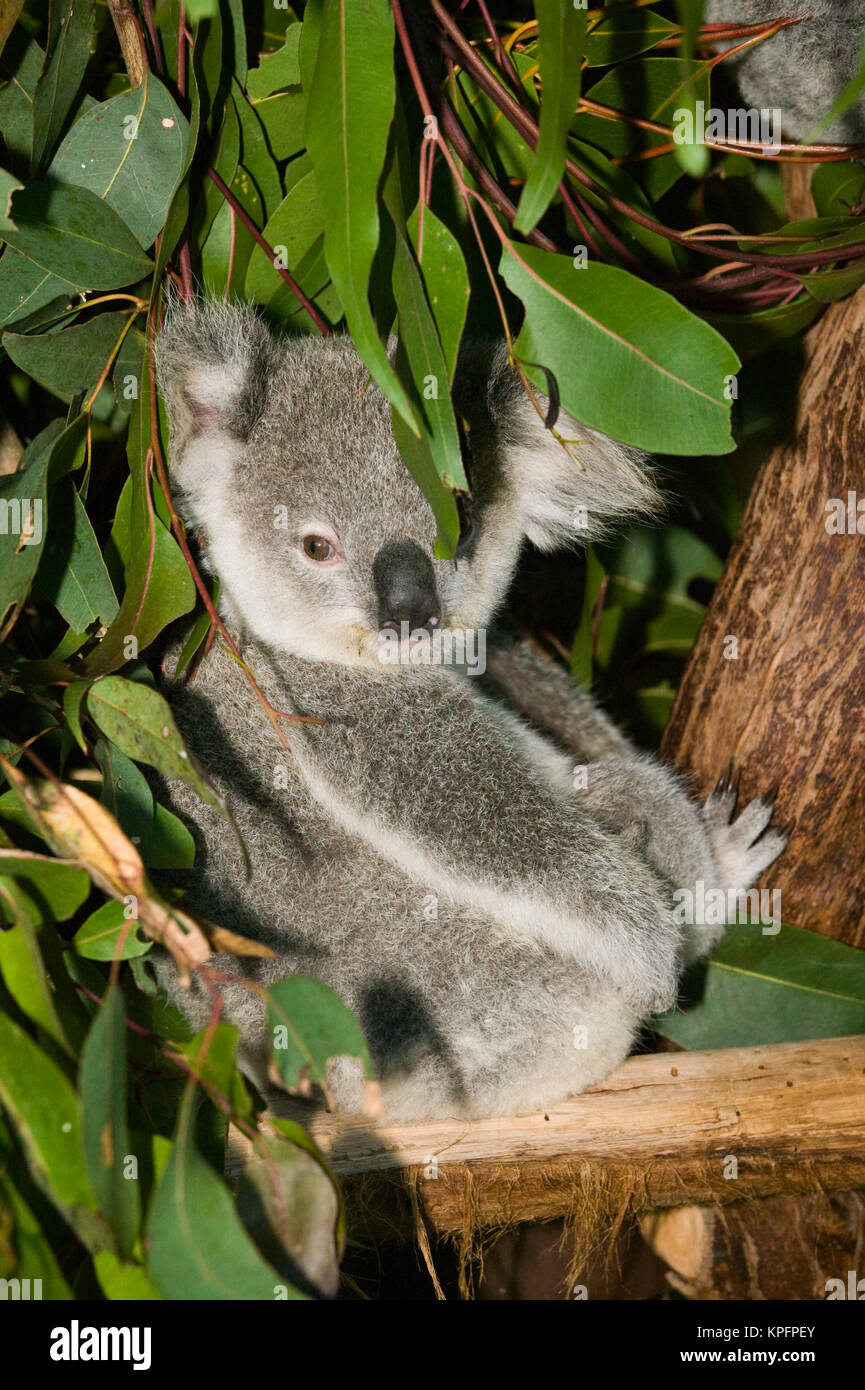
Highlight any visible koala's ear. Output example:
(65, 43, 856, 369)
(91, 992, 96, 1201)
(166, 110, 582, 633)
(459, 343, 662, 548)
(155, 297, 274, 457)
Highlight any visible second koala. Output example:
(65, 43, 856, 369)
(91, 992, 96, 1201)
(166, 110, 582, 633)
(154, 301, 785, 1123)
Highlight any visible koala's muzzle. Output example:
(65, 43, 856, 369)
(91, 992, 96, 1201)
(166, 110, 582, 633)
(373, 540, 440, 634)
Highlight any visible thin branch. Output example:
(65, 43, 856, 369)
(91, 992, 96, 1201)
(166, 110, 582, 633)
(105, 0, 147, 89)
(206, 168, 332, 335)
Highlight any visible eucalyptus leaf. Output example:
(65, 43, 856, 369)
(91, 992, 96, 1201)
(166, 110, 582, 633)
(31, 0, 96, 173)
(0, 878, 73, 1052)
(0, 246, 73, 328)
(247, 24, 301, 99)
(0, 1012, 107, 1251)
(50, 73, 189, 249)
(73, 899, 152, 962)
(265, 975, 374, 1097)
(515, 1, 586, 234)
(500, 245, 739, 455)
(87, 675, 221, 809)
(146, 1083, 304, 1301)
(3, 181, 152, 292)
(656, 922, 865, 1050)
(79, 982, 141, 1258)
(305, 0, 418, 431)
(33, 479, 118, 630)
(584, 9, 679, 66)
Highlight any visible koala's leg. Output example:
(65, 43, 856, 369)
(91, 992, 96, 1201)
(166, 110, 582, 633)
(323, 961, 640, 1124)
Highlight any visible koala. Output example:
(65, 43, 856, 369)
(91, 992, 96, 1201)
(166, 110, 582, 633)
(152, 300, 786, 1124)
(705, 0, 865, 143)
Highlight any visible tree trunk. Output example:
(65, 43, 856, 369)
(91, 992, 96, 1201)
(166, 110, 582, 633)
(661, 283, 865, 948)
(654, 282, 865, 1296)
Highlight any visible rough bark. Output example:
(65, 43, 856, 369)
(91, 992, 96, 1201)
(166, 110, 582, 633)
(661, 283, 865, 948)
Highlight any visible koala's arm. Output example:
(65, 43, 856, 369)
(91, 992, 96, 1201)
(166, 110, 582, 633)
(285, 663, 681, 1013)
(483, 638, 632, 762)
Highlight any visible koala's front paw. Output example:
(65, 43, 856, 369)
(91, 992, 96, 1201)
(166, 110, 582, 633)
(702, 770, 788, 892)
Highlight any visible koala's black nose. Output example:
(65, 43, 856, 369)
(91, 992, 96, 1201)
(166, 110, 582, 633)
(372, 539, 440, 633)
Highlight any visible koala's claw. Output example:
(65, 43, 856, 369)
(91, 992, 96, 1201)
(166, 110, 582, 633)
(702, 778, 788, 892)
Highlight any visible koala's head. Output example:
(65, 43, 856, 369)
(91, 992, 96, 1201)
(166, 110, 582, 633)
(156, 300, 659, 667)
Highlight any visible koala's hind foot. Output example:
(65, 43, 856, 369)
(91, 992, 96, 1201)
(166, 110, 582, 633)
(702, 771, 788, 894)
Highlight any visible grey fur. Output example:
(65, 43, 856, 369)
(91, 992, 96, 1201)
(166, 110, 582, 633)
(706, 1, 865, 142)
(153, 302, 785, 1122)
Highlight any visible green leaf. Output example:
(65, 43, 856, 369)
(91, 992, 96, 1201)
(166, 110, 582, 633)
(62, 679, 90, 753)
(232, 81, 283, 221)
(244, 168, 322, 303)
(34, 480, 118, 631)
(49, 73, 189, 249)
(83, 471, 196, 676)
(575, 58, 712, 200)
(0, 167, 23, 229)
(72, 899, 151, 962)
(94, 736, 154, 856)
(584, 9, 679, 65)
(0, 419, 57, 633)
(0, 1170, 73, 1299)
(811, 162, 865, 219)
(0, 852, 90, 923)
(800, 258, 865, 304)
(515, 1, 586, 234)
(0, 246, 73, 328)
(3, 182, 153, 293)
(263, 234, 342, 328)
(146, 1083, 304, 1300)
(173, 596, 216, 680)
(0, 1011, 106, 1251)
(93, 1249, 161, 1300)
(247, 23, 301, 99)
(305, 0, 418, 431)
(79, 982, 140, 1258)
(0, 879, 73, 1053)
(409, 204, 470, 384)
(265, 975, 374, 1097)
(4, 311, 131, 401)
(87, 675, 221, 809)
(253, 85, 307, 160)
(148, 803, 195, 870)
(570, 139, 684, 274)
(173, 1023, 252, 1121)
(0, 36, 44, 168)
(707, 296, 823, 360)
(236, 1132, 340, 1297)
(31, 0, 96, 173)
(500, 244, 739, 454)
(383, 157, 465, 555)
(570, 546, 605, 687)
(200, 165, 263, 297)
(655, 922, 865, 1050)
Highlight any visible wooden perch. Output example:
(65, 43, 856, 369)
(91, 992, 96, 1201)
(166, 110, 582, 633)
(228, 1035, 865, 1238)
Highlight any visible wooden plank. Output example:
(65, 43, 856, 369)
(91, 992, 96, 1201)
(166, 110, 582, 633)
(227, 1035, 865, 1236)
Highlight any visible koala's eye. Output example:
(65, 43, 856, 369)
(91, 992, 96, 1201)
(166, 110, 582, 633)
(302, 535, 335, 562)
